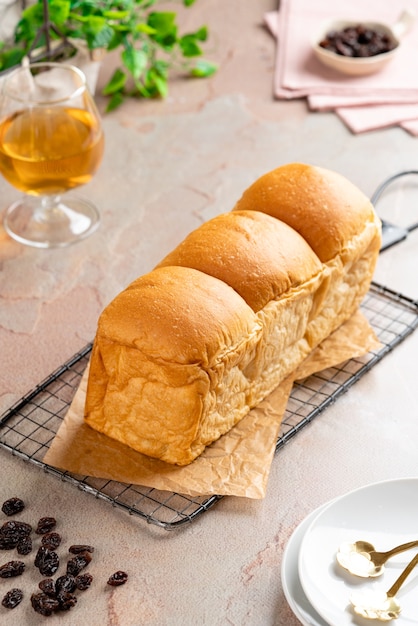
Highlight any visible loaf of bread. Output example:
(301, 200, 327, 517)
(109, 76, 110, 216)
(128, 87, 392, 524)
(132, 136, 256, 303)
(84, 163, 381, 465)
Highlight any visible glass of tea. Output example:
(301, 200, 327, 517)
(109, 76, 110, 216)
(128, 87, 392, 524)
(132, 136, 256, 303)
(0, 62, 104, 248)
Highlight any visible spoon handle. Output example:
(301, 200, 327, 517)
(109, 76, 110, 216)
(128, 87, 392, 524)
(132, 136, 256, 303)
(381, 540, 418, 561)
(387, 552, 418, 598)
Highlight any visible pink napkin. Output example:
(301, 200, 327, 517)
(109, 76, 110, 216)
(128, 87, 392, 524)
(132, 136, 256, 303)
(264, 1, 418, 134)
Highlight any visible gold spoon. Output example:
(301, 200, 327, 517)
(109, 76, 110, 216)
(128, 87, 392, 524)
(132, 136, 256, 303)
(350, 551, 418, 621)
(337, 539, 418, 578)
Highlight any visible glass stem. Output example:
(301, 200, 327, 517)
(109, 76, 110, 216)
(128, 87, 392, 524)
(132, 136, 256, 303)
(36, 194, 63, 223)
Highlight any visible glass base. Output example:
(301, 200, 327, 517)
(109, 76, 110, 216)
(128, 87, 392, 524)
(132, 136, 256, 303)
(3, 194, 100, 249)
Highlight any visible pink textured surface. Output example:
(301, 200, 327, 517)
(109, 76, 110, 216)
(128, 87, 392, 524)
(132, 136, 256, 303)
(1, 2, 418, 624)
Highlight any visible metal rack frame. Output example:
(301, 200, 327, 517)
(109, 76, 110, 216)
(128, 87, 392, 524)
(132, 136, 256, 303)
(1, 282, 417, 530)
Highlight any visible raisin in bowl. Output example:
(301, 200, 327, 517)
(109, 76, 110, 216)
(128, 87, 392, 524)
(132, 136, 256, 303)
(312, 10, 415, 76)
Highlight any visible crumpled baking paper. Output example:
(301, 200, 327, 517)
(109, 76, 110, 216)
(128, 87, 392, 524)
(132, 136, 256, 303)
(43, 310, 380, 499)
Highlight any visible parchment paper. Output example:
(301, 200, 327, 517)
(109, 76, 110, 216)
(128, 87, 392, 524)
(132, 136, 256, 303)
(43, 310, 380, 499)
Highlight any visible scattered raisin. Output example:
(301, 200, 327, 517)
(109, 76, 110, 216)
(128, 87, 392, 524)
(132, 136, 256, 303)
(1, 498, 25, 517)
(56, 591, 77, 611)
(69, 544, 94, 555)
(0, 522, 32, 551)
(107, 570, 128, 586)
(41, 532, 62, 550)
(67, 552, 92, 576)
(0, 560, 25, 578)
(1, 520, 32, 537)
(34, 547, 59, 577)
(35, 517, 57, 535)
(40, 554, 59, 578)
(17, 535, 32, 555)
(35, 546, 45, 568)
(39, 578, 56, 597)
(75, 572, 93, 590)
(55, 574, 77, 595)
(1, 588, 24, 609)
(0, 535, 18, 550)
(31, 592, 59, 616)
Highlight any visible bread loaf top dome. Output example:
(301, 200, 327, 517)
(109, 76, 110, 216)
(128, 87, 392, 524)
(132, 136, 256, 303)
(233, 163, 376, 262)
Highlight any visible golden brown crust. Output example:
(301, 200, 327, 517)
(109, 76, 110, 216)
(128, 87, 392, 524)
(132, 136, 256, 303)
(95, 265, 259, 366)
(156, 210, 323, 313)
(233, 163, 378, 262)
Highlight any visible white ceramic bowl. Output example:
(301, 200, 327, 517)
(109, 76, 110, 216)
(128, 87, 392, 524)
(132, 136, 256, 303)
(313, 10, 415, 76)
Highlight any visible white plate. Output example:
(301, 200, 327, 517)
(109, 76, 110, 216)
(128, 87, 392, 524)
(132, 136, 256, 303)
(281, 504, 329, 626)
(298, 478, 418, 626)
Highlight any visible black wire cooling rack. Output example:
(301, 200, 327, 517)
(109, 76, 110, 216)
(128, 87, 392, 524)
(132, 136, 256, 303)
(1, 282, 417, 530)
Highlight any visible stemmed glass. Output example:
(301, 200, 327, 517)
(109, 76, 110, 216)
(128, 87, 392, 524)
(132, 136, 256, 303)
(0, 62, 104, 248)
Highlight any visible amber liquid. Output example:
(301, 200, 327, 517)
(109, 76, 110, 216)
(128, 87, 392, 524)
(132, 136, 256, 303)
(0, 106, 104, 195)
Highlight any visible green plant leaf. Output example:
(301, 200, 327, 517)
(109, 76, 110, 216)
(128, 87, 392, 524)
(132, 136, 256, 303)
(102, 10, 131, 20)
(133, 80, 152, 98)
(49, 0, 71, 26)
(179, 34, 202, 57)
(194, 26, 208, 41)
(135, 0, 158, 11)
(106, 91, 125, 112)
(190, 59, 217, 77)
(134, 23, 157, 35)
(145, 67, 168, 97)
(183, 0, 196, 6)
(147, 12, 177, 35)
(0, 47, 26, 72)
(147, 12, 177, 48)
(102, 67, 127, 94)
(82, 15, 107, 36)
(15, 4, 44, 44)
(122, 46, 148, 80)
(151, 73, 168, 97)
(84, 22, 115, 49)
(153, 59, 169, 77)
(106, 30, 124, 51)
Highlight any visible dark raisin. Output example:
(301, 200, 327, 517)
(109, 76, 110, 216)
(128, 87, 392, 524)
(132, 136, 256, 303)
(107, 570, 128, 586)
(39, 578, 56, 597)
(55, 574, 76, 595)
(35, 545, 47, 567)
(66, 552, 92, 576)
(56, 591, 77, 611)
(0, 520, 32, 551)
(40, 554, 59, 578)
(1, 588, 24, 609)
(1, 520, 32, 537)
(35, 517, 57, 535)
(0, 535, 18, 550)
(0, 560, 25, 578)
(31, 592, 59, 616)
(41, 532, 62, 550)
(69, 544, 94, 555)
(17, 535, 32, 555)
(35, 547, 59, 577)
(75, 572, 93, 590)
(1, 498, 25, 517)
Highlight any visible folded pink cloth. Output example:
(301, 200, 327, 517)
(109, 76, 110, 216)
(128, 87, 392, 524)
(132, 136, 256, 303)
(265, 1, 418, 134)
(337, 103, 418, 134)
(401, 119, 418, 135)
